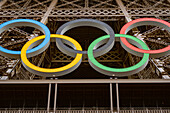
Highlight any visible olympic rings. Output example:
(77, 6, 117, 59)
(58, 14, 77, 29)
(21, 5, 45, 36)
(0, 19, 50, 58)
(56, 19, 115, 57)
(120, 18, 170, 58)
(88, 34, 149, 76)
(0, 18, 169, 77)
(21, 34, 82, 77)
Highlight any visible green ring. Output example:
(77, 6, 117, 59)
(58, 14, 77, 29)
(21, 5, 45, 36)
(87, 34, 149, 73)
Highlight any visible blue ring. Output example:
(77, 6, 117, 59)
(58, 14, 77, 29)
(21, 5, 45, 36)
(0, 19, 50, 55)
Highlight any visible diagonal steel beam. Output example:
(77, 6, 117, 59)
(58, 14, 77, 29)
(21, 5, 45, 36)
(141, 26, 160, 36)
(91, 0, 118, 8)
(41, 0, 58, 24)
(115, 0, 132, 22)
(26, 0, 51, 9)
(22, 0, 32, 9)
(16, 0, 58, 79)
(34, 0, 48, 9)
(8, 0, 22, 8)
(126, 0, 139, 8)
(10, 27, 31, 36)
(56, 0, 81, 8)
(0, 0, 7, 8)
(116, 0, 168, 78)
(29, 0, 59, 79)
(143, 0, 151, 7)
(62, 0, 83, 8)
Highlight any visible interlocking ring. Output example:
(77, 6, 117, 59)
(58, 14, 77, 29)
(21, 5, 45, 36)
(120, 18, 170, 58)
(21, 34, 82, 77)
(88, 34, 149, 76)
(56, 19, 115, 57)
(0, 18, 169, 77)
(0, 19, 50, 58)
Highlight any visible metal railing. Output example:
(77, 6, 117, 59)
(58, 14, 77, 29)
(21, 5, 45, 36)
(120, 110, 170, 113)
(0, 110, 170, 113)
(0, 108, 170, 113)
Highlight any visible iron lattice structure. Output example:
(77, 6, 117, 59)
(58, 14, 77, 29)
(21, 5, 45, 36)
(0, 0, 169, 80)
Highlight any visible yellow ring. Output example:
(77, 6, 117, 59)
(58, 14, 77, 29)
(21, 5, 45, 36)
(21, 34, 82, 73)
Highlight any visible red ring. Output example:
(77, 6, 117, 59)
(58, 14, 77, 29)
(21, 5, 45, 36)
(120, 18, 170, 54)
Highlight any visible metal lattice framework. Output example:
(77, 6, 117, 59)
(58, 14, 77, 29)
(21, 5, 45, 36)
(0, 0, 169, 80)
(0, 0, 169, 20)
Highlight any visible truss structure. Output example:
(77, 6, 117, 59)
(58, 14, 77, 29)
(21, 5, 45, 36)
(0, 0, 169, 80)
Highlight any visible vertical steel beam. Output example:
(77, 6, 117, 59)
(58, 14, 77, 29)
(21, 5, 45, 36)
(110, 83, 113, 112)
(47, 83, 51, 112)
(85, 0, 89, 8)
(54, 83, 58, 112)
(116, 83, 120, 113)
